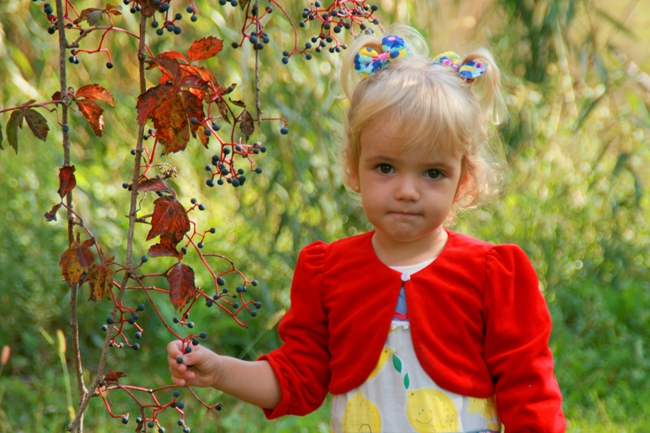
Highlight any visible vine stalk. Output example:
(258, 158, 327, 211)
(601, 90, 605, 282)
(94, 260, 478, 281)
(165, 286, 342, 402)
(56, 0, 87, 432)
(67, 11, 149, 433)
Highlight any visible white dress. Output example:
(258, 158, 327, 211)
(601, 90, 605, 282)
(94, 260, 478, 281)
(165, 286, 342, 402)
(330, 260, 502, 433)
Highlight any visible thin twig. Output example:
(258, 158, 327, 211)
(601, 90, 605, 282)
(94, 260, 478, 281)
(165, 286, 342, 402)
(67, 11, 149, 433)
(255, 0, 262, 125)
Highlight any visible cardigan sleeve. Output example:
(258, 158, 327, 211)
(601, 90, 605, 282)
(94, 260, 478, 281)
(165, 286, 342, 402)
(484, 244, 566, 432)
(258, 241, 330, 419)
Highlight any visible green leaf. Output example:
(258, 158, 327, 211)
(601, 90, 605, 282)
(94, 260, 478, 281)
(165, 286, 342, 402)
(24, 109, 49, 142)
(392, 354, 402, 373)
(6, 110, 25, 153)
(404, 373, 410, 389)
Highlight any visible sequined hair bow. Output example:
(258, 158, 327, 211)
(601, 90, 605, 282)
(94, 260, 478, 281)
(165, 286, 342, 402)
(354, 35, 410, 78)
(431, 51, 488, 84)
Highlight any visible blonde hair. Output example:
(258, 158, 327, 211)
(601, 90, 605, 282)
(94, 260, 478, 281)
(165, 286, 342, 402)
(339, 25, 507, 214)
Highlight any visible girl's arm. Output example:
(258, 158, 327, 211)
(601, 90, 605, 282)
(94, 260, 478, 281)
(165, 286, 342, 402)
(167, 340, 282, 410)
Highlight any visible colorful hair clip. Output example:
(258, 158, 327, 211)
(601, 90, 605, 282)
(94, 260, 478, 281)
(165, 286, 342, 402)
(354, 35, 410, 78)
(432, 51, 488, 84)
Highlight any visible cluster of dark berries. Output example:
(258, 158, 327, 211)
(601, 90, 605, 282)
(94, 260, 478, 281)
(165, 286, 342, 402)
(102, 303, 146, 351)
(283, 0, 380, 60)
(204, 142, 266, 188)
(230, 3, 274, 51)
(211, 278, 261, 316)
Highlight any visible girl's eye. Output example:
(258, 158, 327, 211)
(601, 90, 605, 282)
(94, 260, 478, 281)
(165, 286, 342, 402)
(425, 169, 443, 179)
(377, 164, 393, 174)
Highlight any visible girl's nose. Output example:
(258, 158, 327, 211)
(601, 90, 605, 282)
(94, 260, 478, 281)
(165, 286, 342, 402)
(394, 175, 419, 201)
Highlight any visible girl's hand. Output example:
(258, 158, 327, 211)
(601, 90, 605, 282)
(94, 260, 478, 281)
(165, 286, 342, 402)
(167, 340, 221, 388)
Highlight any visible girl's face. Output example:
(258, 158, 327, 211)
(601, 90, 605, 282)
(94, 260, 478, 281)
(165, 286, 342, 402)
(350, 117, 465, 254)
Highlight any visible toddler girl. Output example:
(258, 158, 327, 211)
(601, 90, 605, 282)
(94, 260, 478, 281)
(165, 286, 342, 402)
(168, 26, 566, 432)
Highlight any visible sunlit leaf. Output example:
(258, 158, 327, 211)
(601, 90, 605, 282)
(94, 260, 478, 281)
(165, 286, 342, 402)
(167, 263, 196, 311)
(183, 90, 208, 147)
(136, 84, 174, 125)
(239, 109, 254, 140)
(216, 98, 230, 124)
(151, 89, 190, 154)
(76, 99, 105, 136)
(6, 110, 25, 153)
(59, 239, 96, 286)
(58, 165, 76, 198)
(24, 109, 49, 142)
(137, 177, 171, 193)
(103, 370, 127, 384)
(74, 8, 103, 25)
(76, 84, 115, 106)
(154, 56, 182, 86)
(148, 240, 179, 258)
(44, 203, 62, 222)
(187, 36, 224, 62)
(159, 51, 187, 63)
(146, 196, 190, 246)
(87, 263, 115, 302)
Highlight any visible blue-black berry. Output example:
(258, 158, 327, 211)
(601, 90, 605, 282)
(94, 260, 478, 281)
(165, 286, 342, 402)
(176, 357, 184, 364)
(280, 127, 289, 135)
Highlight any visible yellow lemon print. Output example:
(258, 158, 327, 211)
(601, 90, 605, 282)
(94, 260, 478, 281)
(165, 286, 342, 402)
(406, 388, 459, 433)
(366, 347, 394, 381)
(468, 396, 500, 429)
(341, 390, 382, 432)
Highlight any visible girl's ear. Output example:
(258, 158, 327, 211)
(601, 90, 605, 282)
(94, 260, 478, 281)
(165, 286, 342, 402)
(349, 169, 361, 192)
(453, 165, 470, 202)
(345, 148, 361, 192)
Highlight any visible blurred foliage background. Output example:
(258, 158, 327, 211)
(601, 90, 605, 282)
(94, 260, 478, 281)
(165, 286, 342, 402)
(1, 0, 649, 431)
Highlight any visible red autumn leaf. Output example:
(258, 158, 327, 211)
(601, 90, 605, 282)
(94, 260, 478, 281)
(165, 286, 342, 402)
(59, 239, 96, 286)
(76, 99, 105, 136)
(52, 91, 62, 101)
(154, 56, 182, 86)
(105, 4, 123, 15)
(148, 240, 179, 258)
(24, 109, 49, 142)
(6, 109, 25, 153)
(76, 84, 115, 106)
(136, 84, 174, 125)
(58, 165, 76, 198)
(158, 71, 175, 86)
(44, 203, 62, 221)
(151, 89, 190, 154)
(187, 36, 224, 63)
(167, 263, 196, 311)
(230, 99, 246, 108)
(74, 7, 103, 25)
(183, 90, 208, 146)
(181, 65, 219, 90)
(159, 51, 187, 63)
(87, 262, 115, 302)
(216, 98, 230, 124)
(103, 370, 127, 384)
(239, 109, 255, 140)
(137, 177, 171, 193)
(146, 196, 190, 246)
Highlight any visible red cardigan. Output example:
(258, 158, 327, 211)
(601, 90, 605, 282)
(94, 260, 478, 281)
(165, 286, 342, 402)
(260, 230, 566, 432)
